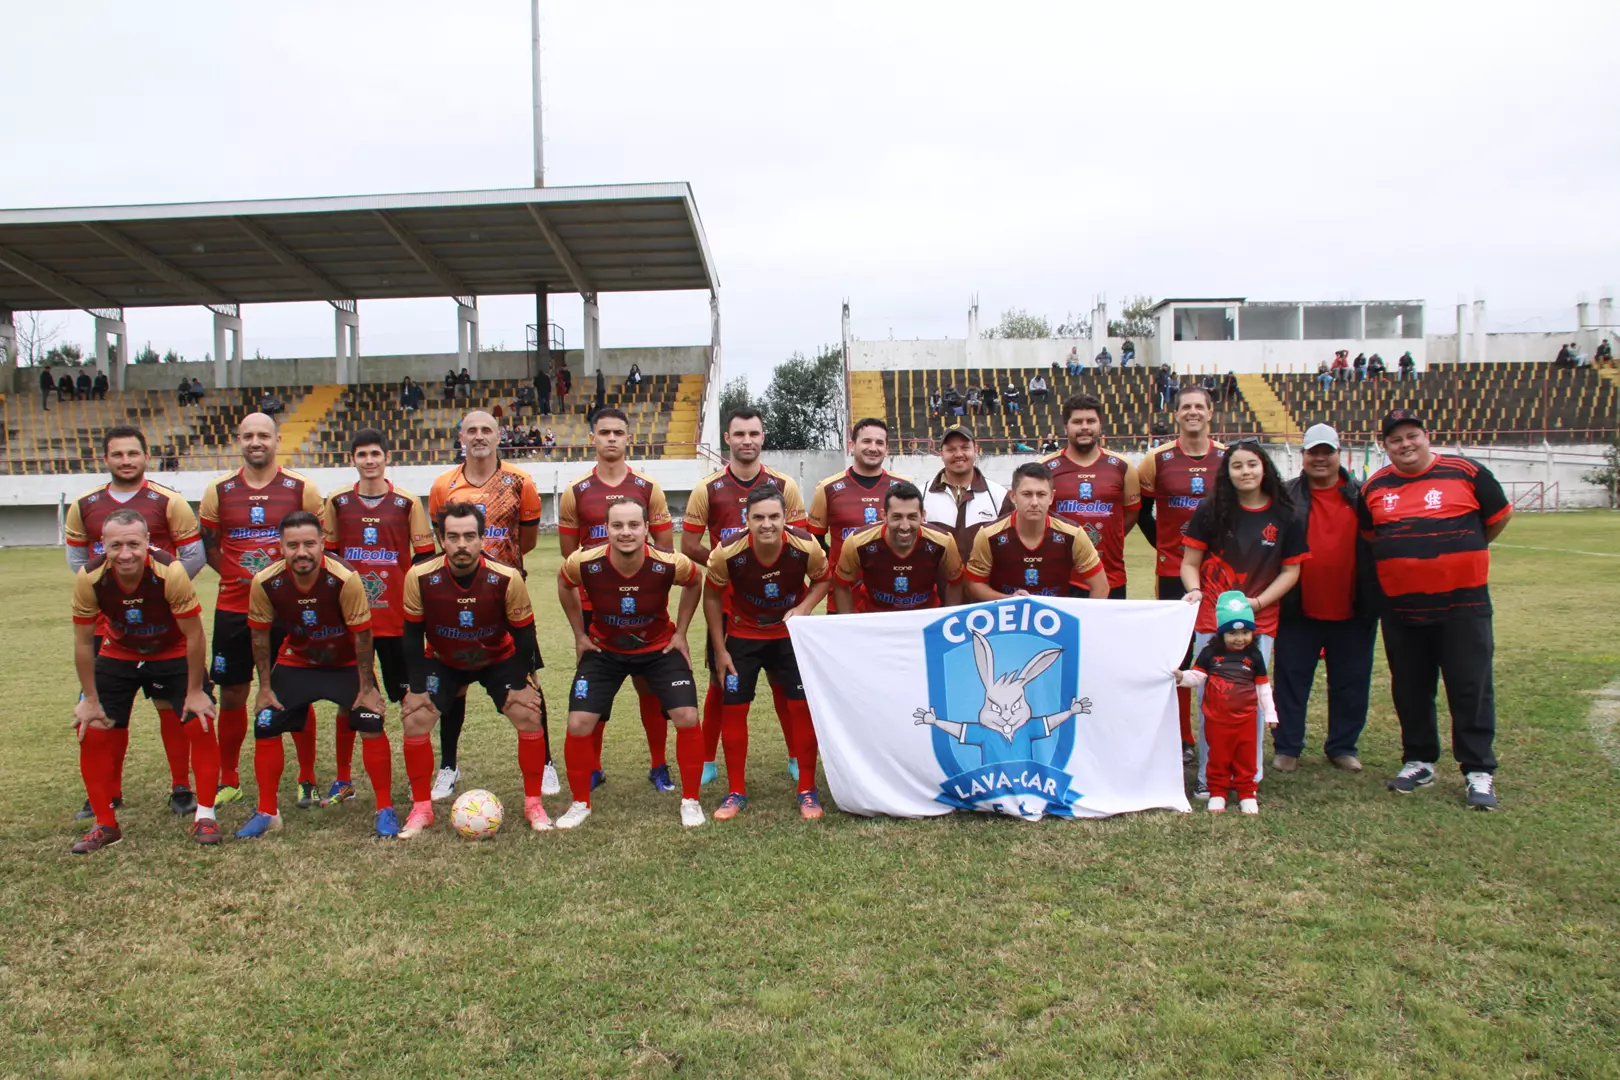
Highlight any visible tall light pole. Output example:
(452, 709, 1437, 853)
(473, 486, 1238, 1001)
(531, 0, 544, 187)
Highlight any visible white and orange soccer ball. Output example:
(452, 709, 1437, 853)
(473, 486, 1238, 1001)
(450, 789, 503, 839)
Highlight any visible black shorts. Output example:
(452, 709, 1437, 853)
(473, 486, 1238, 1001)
(211, 609, 285, 687)
(426, 654, 533, 714)
(720, 635, 805, 706)
(569, 648, 698, 717)
(374, 635, 409, 703)
(255, 665, 383, 738)
(704, 610, 732, 676)
(94, 655, 212, 728)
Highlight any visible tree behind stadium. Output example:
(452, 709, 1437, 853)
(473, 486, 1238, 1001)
(722, 346, 843, 451)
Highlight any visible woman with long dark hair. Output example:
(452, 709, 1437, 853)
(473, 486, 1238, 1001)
(1178, 439, 1309, 799)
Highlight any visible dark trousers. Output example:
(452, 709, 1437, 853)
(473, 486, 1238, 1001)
(1381, 614, 1497, 774)
(1272, 614, 1377, 759)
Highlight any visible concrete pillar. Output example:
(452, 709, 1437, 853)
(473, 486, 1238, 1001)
(536, 289, 551, 377)
(457, 301, 480, 380)
(966, 300, 977, 340)
(213, 309, 242, 388)
(582, 292, 600, 376)
(1577, 296, 1590, 330)
(94, 315, 128, 391)
(704, 290, 723, 449)
(0, 311, 14, 366)
(1599, 292, 1614, 333)
(1473, 298, 1488, 365)
(334, 305, 359, 385)
(1456, 302, 1470, 363)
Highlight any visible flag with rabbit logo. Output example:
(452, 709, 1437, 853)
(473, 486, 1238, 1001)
(788, 596, 1197, 820)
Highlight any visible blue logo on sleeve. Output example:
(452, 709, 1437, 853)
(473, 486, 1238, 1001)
(1190, 476, 1205, 495)
(458, 610, 476, 628)
(764, 582, 779, 599)
(620, 596, 636, 615)
(1023, 567, 1040, 587)
(301, 609, 318, 626)
(363, 526, 379, 546)
(894, 575, 910, 593)
(124, 608, 143, 624)
(863, 506, 879, 524)
(249, 505, 266, 525)
(1078, 481, 1093, 500)
(573, 678, 589, 699)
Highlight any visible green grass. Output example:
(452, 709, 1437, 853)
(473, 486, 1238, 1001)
(2, 514, 1618, 1079)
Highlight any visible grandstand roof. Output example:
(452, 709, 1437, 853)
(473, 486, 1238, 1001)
(0, 183, 717, 313)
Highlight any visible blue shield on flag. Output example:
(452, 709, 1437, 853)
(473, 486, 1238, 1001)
(363, 526, 379, 546)
(249, 505, 265, 525)
(620, 596, 636, 615)
(459, 610, 475, 628)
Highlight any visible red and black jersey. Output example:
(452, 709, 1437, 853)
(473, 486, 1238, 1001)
(834, 523, 964, 612)
(1191, 641, 1269, 727)
(706, 532, 829, 640)
(806, 469, 910, 569)
(72, 551, 201, 662)
(1183, 499, 1310, 637)
(248, 556, 373, 669)
(322, 481, 437, 637)
(1041, 449, 1140, 590)
(560, 543, 700, 653)
(682, 465, 807, 550)
(1356, 454, 1510, 624)
(403, 554, 534, 670)
(557, 466, 674, 547)
(199, 468, 324, 613)
(65, 480, 199, 558)
(1137, 440, 1225, 576)
(965, 515, 1103, 597)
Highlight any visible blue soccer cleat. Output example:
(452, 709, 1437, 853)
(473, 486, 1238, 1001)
(712, 792, 748, 821)
(648, 764, 676, 792)
(590, 768, 607, 791)
(234, 811, 282, 839)
(798, 790, 824, 820)
(327, 780, 356, 805)
(788, 758, 801, 783)
(374, 806, 400, 838)
(700, 761, 718, 786)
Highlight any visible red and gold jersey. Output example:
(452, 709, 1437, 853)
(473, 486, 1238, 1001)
(557, 466, 674, 547)
(560, 543, 700, 653)
(65, 479, 199, 558)
(199, 468, 324, 613)
(706, 532, 829, 640)
(965, 515, 1103, 597)
(248, 556, 373, 669)
(1041, 448, 1140, 589)
(682, 465, 806, 549)
(404, 554, 534, 671)
(72, 551, 201, 662)
(1136, 440, 1225, 576)
(427, 460, 542, 570)
(322, 481, 436, 637)
(806, 468, 910, 568)
(834, 523, 963, 612)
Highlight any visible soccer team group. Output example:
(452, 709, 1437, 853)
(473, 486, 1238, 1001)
(65, 382, 1510, 852)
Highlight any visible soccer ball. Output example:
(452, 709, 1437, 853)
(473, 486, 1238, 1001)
(450, 789, 503, 839)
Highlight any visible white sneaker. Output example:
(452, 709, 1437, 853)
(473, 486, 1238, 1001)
(430, 767, 460, 802)
(1239, 798, 1259, 815)
(680, 798, 706, 828)
(541, 762, 561, 796)
(1207, 796, 1227, 813)
(556, 801, 592, 829)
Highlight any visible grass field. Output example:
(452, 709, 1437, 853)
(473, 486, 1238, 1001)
(2, 513, 1618, 1079)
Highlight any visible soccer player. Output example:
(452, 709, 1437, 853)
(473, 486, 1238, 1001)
(65, 425, 207, 819)
(833, 480, 964, 612)
(236, 512, 393, 838)
(558, 407, 677, 791)
(1041, 393, 1140, 598)
(681, 407, 806, 785)
(70, 510, 219, 853)
(556, 500, 706, 829)
(427, 409, 548, 801)
(807, 418, 909, 586)
(965, 463, 1109, 601)
(1136, 386, 1226, 751)
(322, 428, 437, 807)
(199, 412, 324, 807)
(705, 486, 832, 820)
(398, 502, 552, 838)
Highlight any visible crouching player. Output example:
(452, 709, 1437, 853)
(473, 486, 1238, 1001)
(70, 509, 219, 852)
(238, 511, 393, 838)
(397, 502, 552, 838)
(704, 486, 831, 820)
(556, 500, 707, 829)
(832, 480, 964, 612)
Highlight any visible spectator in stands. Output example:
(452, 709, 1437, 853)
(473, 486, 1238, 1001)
(1554, 343, 1573, 367)
(76, 370, 92, 400)
(187, 379, 205, 406)
(593, 367, 606, 419)
(92, 370, 108, 400)
(1157, 365, 1180, 409)
(542, 428, 557, 457)
(1352, 352, 1367, 381)
(400, 376, 422, 412)
(455, 367, 471, 401)
(441, 371, 456, 403)
(1065, 347, 1083, 375)
(534, 368, 551, 415)
(929, 389, 943, 417)
(980, 384, 998, 412)
(1367, 353, 1388, 380)
(1573, 348, 1592, 368)
(59, 372, 76, 402)
(966, 385, 982, 415)
(942, 384, 964, 418)
(38, 366, 54, 411)
(1222, 370, 1240, 405)
(258, 390, 284, 417)
(1002, 381, 1022, 413)
(555, 362, 571, 405)
(1337, 353, 1355, 382)
(1095, 345, 1113, 368)
(1040, 433, 1060, 453)
(625, 363, 643, 390)
(515, 384, 536, 416)
(1029, 372, 1050, 403)
(1316, 358, 1335, 391)
(1201, 373, 1219, 403)
(492, 403, 505, 423)
(1392, 353, 1412, 381)
(1121, 339, 1136, 366)
(1597, 339, 1614, 367)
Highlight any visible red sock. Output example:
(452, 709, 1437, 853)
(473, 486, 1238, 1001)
(720, 704, 750, 795)
(292, 708, 317, 785)
(109, 728, 130, 800)
(403, 734, 435, 804)
(186, 717, 220, 808)
(564, 732, 595, 806)
(335, 711, 355, 783)
(361, 734, 393, 810)
(675, 723, 704, 800)
(591, 722, 607, 772)
(218, 706, 248, 787)
(638, 692, 668, 768)
(788, 699, 818, 794)
(770, 682, 795, 755)
(254, 737, 285, 816)
(157, 707, 190, 789)
(1177, 686, 1193, 745)
(80, 726, 119, 827)
(517, 730, 547, 797)
(701, 682, 723, 762)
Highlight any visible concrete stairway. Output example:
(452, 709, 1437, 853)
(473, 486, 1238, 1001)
(661, 374, 704, 458)
(277, 384, 345, 466)
(1235, 374, 1299, 442)
(849, 371, 886, 426)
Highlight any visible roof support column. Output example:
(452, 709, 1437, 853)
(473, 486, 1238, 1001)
(93, 312, 128, 391)
(457, 299, 481, 381)
(210, 305, 242, 389)
(0, 310, 15, 366)
(535, 289, 551, 378)
(582, 292, 600, 376)
(334, 301, 359, 385)
(701, 289, 722, 449)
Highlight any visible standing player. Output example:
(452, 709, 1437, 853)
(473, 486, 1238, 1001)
(322, 429, 437, 806)
(1041, 394, 1140, 598)
(704, 487, 832, 820)
(398, 502, 552, 838)
(557, 500, 707, 829)
(1136, 386, 1226, 753)
(557, 407, 676, 791)
(427, 409, 548, 801)
(965, 463, 1109, 600)
(237, 512, 393, 839)
(199, 413, 324, 807)
(65, 425, 207, 819)
(806, 418, 909, 592)
(70, 510, 219, 853)
(681, 407, 806, 785)
(833, 480, 964, 612)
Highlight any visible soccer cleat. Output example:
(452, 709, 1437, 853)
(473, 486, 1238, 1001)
(214, 785, 243, 807)
(555, 801, 592, 829)
(430, 767, 460, 802)
(798, 790, 824, 820)
(75, 796, 123, 821)
(190, 818, 224, 846)
(680, 798, 706, 828)
(1239, 798, 1259, 815)
(1207, 796, 1227, 813)
(700, 761, 718, 786)
(326, 780, 356, 805)
(648, 764, 676, 792)
(169, 786, 199, 815)
(712, 793, 748, 821)
(1387, 761, 1436, 794)
(71, 824, 123, 854)
(525, 796, 554, 831)
(399, 803, 435, 839)
(234, 811, 282, 839)
(1464, 771, 1498, 811)
(1192, 782, 1210, 801)
(297, 782, 319, 809)
(590, 769, 607, 791)
(542, 762, 561, 796)
(788, 758, 801, 783)
(374, 807, 401, 838)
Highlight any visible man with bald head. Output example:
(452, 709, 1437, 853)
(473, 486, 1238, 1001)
(199, 412, 324, 806)
(427, 408, 550, 799)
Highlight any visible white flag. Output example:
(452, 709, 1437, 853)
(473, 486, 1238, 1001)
(788, 597, 1197, 820)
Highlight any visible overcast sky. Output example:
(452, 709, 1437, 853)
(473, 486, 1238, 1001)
(4, 0, 1617, 385)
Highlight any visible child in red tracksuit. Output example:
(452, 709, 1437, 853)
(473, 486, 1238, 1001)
(1177, 591, 1278, 815)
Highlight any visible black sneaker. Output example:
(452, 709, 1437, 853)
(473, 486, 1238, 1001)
(75, 797, 122, 821)
(1192, 782, 1210, 801)
(1464, 771, 1498, 811)
(1387, 761, 1436, 793)
(169, 786, 198, 815)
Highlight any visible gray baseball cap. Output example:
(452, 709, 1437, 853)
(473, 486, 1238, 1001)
(1302, 423, 1340, 450)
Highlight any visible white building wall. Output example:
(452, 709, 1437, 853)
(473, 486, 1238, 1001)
(850, 336, 1157, 372)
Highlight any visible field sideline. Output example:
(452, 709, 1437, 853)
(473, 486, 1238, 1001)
(2, 513, 1617, 1079)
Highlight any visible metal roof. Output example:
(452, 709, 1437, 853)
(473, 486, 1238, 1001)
(0, 183, 717, 313)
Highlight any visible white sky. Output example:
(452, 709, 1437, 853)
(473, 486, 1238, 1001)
(4, 0, 1617, 385)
